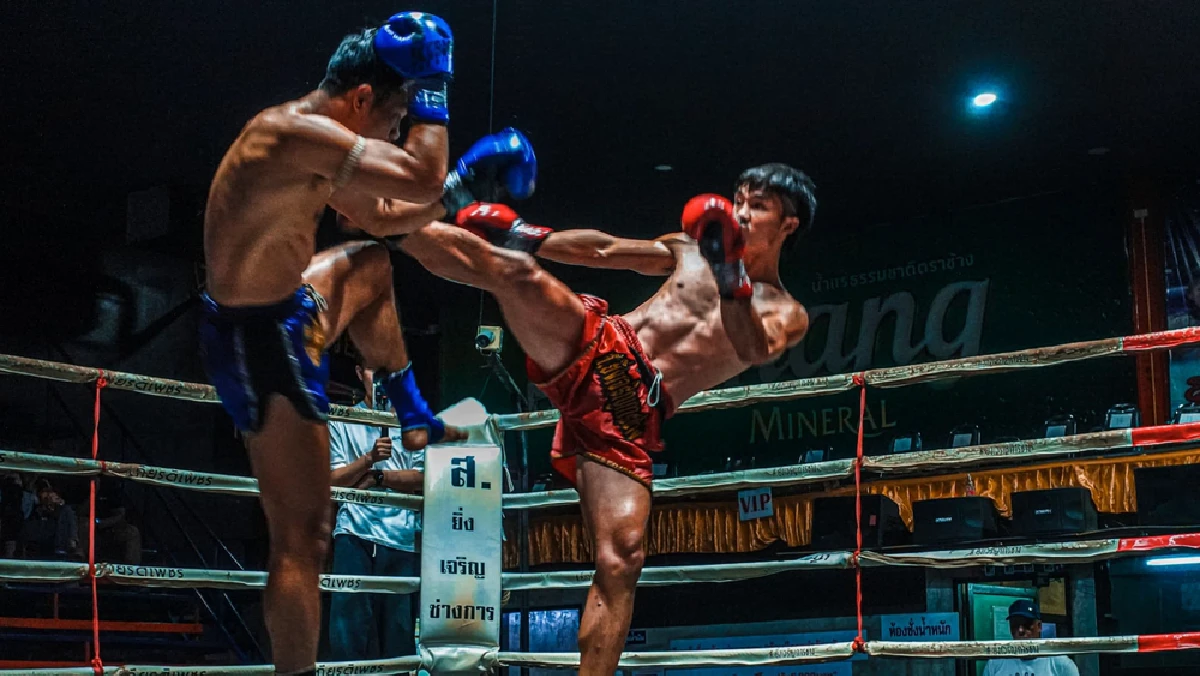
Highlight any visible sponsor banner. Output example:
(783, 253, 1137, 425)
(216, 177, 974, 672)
(420, 444, 503, 651)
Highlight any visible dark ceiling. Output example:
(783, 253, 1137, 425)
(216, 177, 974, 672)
(1, 0, 1198, 234)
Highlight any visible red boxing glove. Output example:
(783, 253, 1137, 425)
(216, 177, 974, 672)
(681, 194, 752, 299)
(455, 202, 552, 254)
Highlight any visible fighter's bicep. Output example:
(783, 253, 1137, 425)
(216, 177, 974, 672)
(269, 112, 364, 181)
(761, 301, 808, 359)
(348, 141, 445, 203)
(271, 113, 443, 204)
(782, 303, 809, 346)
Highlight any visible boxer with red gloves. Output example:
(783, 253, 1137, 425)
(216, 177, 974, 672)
(400, 162, 815, 676)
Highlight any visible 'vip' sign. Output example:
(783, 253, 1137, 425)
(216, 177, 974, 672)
(737, 487, 774, 521)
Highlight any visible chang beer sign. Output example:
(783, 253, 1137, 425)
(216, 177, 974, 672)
(745, 258, 989, 447)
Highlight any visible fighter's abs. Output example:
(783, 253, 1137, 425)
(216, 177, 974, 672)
(627, 265, 749, 402)
(203, 167, 328, 306)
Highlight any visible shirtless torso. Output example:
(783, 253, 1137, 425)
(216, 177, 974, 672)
(205, 95, 446, 306)
(205, 102, 337, 306)
(624, 239, 804, 404)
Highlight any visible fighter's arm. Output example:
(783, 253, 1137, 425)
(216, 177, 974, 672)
(264, 110, 448, 205)
(722, 296, 810, 365)
(436, 203, 681, 274)
(329, 190, 447, 238)
(328, 423, 376, 488)
(536, 230, 685, 276)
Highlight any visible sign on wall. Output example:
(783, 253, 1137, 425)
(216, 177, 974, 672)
(879, 612, 960, 642)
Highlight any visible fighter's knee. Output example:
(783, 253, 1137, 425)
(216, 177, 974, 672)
(348, 240, 394, 284)
(594, 533, 646, 586)
(269, 508, 331, 562)
(497, 251, 544, 289)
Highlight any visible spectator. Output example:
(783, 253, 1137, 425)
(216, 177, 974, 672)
(1, 472, 25, 557)
(327, 360, 425, 660)
(82, 482, 143, 564)
(20, 479, 79, 560)
(982, 600, 1079, 676)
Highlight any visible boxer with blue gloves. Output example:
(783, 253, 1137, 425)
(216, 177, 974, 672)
(199, 12, 530, 675)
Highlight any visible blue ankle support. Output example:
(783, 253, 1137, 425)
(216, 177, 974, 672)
(380, 364, 445, 443)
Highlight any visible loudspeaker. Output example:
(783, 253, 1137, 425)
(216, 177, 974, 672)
(811, 495, 908, 550)
(1011, 487, 1098, 535)
(1136, 464, 1200, 526)
(912, 497, 1000, 545)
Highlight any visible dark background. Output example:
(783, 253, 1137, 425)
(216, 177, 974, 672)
(1, 0, 1199, 658)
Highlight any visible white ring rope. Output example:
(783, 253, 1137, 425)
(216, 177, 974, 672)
(4, 633, 1196, 676)
(5, 420, 1195, 513)
(6, 534, 1200, 594)
(2, 328, 1198, 433)
(0, 449, 423, 511)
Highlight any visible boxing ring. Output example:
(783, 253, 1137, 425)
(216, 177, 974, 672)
(4, 327, 1200, 674)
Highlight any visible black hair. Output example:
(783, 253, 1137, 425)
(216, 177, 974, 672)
(318, 29, 409, 105)
(736, 163, 817, 251)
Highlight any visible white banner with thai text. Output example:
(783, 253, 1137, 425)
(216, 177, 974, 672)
(420, 441, 502, 654)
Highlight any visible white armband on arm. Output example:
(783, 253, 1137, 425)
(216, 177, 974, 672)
(331, 135, 367, 191)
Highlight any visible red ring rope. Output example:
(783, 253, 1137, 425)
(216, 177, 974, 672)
(852, 373, 867, 652)
(90, 372, 107, 675)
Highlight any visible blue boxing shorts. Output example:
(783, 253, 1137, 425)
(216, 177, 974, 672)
(199, 285, 330, 432)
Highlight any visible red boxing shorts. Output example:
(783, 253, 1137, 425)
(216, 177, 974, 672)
(527, 295, 674, 488)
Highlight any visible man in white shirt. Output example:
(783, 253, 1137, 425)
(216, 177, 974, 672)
(328, 360, 425, 660)
(982, 600, 1080, 676)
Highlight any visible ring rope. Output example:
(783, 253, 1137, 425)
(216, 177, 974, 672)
(6, 634, 1200, 676)
(5, 421, 1200, 512)
(852, 373, 867, 649)
(490, 642, 858, 669)
(0, 449, 423, 511)
(88, 374, 107, 675)
(5, 533, 1199, 595)
(1, 327, 1198, 433)
(493, 326, 1200, 431)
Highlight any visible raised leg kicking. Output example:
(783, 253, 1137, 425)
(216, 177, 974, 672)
(399, 163, 816, 675)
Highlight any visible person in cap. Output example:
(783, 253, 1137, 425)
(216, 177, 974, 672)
(982, 600, 1080, 676)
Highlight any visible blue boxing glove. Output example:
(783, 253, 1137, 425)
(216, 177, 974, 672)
(442, 128, 537, 221)
(374, 12, 454, 125)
